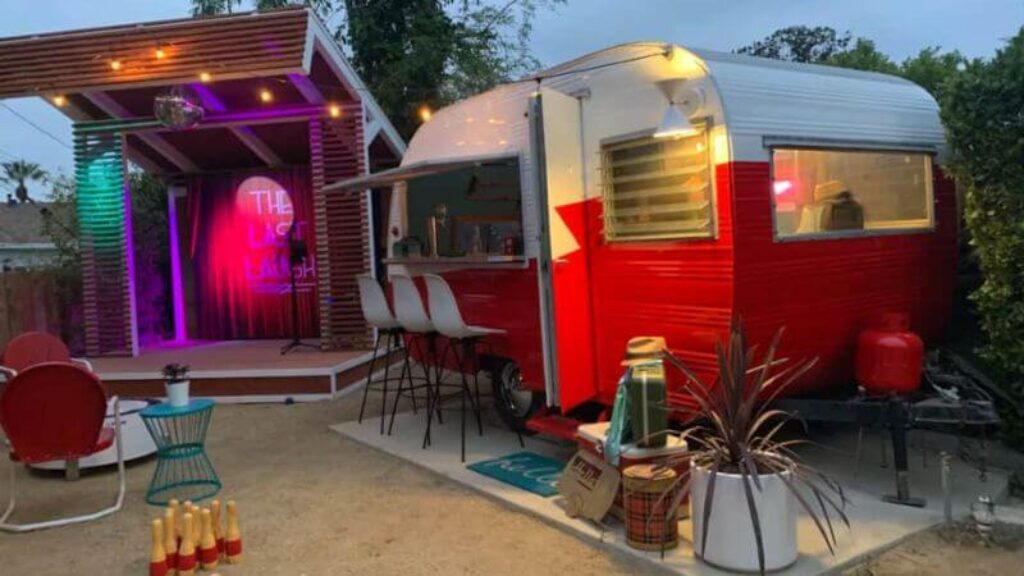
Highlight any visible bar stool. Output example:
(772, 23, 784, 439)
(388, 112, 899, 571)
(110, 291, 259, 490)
(355, 274, 407, 434)
(422, 274, 524, 461)
(389, 274, 444, 436)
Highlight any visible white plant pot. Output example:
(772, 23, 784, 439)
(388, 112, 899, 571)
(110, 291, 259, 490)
(166, 380, 191, 407)
(690, 460, 797, 572)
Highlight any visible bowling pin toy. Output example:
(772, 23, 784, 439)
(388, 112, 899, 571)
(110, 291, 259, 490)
(150, 519, 168, 576)
(225, 501, 243, 565)
(163, 508, 178, 572)
(191, 504, 203, 543)
(169, 499, 182, 539)
(199, 509, 219, 570)
(211, 500, 225, 555)
(178, 513, 197, 576)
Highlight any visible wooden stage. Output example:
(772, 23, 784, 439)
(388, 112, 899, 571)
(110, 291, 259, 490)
(89, 340, 392, 400)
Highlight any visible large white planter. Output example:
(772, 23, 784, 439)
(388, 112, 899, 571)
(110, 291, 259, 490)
(690, 460, 797, 572)
(166, 380, 191, 407)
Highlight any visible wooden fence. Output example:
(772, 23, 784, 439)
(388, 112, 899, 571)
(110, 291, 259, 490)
(0, 269, 81, 353)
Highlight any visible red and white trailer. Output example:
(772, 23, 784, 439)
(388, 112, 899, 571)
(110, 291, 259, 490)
(327, 43, 955, 437)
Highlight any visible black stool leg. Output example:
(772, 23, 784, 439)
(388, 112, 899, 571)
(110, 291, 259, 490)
(378, 330, 395, 435)
(388, 332, 422, 435)
(422, 338, 453, 450)
(468, 339, 484, 437)
(358, 329, 383, 424)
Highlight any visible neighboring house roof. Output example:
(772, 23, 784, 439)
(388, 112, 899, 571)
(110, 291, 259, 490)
(0, 202, 53, 244)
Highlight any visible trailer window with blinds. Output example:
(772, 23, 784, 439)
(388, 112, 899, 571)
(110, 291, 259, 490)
(601, 131, 713, 241)
(771, 148, 934, 240)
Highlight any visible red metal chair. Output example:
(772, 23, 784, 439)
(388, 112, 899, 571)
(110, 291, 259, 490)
(0, 363, 125, 532)
(0, 331, 93, 380)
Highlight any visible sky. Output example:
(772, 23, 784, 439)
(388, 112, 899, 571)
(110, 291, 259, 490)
(0, 0, 1021, 200)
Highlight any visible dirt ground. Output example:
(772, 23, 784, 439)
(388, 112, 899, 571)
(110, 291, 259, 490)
(845, 521, 1024, 576)
(1, 393, 1022, 575)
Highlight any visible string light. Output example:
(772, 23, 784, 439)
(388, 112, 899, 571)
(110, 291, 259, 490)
(198, 71, 212, 83)
(109, 59, 122, 71)
(259, 88, 273, 103)
(155, 43, 166, 60)
(328, 103, 342, 119)
(51, 95, 67, 107)
(418, 105, 433, 123)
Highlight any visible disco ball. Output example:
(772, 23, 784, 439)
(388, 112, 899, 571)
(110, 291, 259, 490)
(154, 89, 205, 130)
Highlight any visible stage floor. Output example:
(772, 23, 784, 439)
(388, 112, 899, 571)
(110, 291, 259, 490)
(89, 340, 381, 399)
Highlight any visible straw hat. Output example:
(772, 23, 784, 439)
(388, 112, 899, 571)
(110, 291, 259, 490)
(621, 336, 667, 366)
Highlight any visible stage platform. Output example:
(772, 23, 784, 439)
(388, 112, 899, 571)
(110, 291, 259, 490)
(89, 340, 393, 401)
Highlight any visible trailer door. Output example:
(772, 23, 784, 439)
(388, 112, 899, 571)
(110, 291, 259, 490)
(529, 87, 598, 412)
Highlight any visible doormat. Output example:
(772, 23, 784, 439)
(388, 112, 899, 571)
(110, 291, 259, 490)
(467, 451, 566, 497)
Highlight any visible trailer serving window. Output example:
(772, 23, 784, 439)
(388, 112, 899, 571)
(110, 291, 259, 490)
(771, 147, 934, 240)
(601, 129, 713, 241)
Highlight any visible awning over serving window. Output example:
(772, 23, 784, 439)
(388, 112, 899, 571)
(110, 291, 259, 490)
(323, 153, 518, 193)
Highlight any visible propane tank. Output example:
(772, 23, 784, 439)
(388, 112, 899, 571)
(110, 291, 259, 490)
(855, 313, 924, 396)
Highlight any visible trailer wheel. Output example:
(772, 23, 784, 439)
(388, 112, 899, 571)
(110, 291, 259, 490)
(491, 360, 543, 433)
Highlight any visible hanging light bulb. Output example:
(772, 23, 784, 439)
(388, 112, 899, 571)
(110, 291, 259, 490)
(52, 95, 67, 107)
(109, 59, 123, 71)
(198, 71, 212, 83)
(259, 88, 274, 104)
(328, 103, 343, 119)
(418, 105, 433, 123)
(155, 43, 167, 60)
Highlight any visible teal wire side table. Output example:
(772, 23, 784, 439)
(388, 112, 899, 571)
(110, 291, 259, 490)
(140, 399, 221, 506)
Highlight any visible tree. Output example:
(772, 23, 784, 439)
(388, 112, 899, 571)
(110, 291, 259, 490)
(0, 160, 47, 204)
(736, 26, 852, 63)
(941, 28, 1024, 441)
(826, 38, 898, 74)
(899, 47, 966, 99)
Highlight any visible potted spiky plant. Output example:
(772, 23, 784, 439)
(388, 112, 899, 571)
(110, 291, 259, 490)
(162, 363, 191, 407)
(655, 320, 849, 573)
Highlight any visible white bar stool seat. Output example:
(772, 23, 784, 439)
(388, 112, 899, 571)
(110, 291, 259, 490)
(356, 274, 408, 434)
(422, 274, 521, 461)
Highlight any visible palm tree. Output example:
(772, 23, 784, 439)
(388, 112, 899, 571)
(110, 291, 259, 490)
(0, 160, 47, 203)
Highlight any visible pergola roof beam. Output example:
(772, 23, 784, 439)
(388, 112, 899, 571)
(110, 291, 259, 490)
(190, 83, 285, 168)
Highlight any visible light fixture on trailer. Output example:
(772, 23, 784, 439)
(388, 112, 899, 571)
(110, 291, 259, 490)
(653, 78, 704, 139)
(52, 95, 67, 107)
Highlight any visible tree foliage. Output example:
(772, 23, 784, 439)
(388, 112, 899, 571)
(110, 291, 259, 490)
(188, 0, 563, 138)
(736, 26, 852, 63)
(941, 28, 1024, 439)
(1, 159, 47, 203)
(826, 38, 898, 74)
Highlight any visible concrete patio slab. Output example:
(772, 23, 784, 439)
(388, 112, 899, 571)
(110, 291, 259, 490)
(331, 412, 1010, 575)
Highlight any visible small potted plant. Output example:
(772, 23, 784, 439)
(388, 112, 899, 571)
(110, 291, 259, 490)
(162, 363, 191, 407)
(654, 320, 849, 574)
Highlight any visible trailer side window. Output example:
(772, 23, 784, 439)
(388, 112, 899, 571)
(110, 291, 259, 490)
(771, 148, 934, 240)
(601, 132, 713, 241)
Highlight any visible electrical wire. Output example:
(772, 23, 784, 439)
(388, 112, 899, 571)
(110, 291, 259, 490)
(0, 102, 72, 150)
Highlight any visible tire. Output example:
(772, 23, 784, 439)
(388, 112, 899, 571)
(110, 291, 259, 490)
(490, 359, 543, 433)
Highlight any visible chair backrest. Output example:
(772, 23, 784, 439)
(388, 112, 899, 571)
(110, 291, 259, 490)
(423, 274, 469, 337)
(356, 274, 399, 330)
(391, 275, 435, 334)
(1, 331, 71, 373)
(0, 363, 108, 463)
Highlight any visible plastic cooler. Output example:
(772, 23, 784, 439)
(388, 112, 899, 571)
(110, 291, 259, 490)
(576, 422, 690, 519)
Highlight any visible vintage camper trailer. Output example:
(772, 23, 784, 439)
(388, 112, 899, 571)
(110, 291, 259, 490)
(327, 43, 955, 436)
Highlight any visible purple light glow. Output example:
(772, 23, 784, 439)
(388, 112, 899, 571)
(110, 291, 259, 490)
(168, 190, 188, 343)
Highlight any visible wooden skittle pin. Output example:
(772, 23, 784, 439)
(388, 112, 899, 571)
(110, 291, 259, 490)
(199, 509, 219, 570)
(163, 508, 178, 572)
(178, 513, 197, 576)
(210, 500, 225, 556)
(150, 519, 169, 576)
(224, 501, 243, 565)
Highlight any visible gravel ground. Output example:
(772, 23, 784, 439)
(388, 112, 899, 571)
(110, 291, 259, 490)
(0, 392, 1021, 575)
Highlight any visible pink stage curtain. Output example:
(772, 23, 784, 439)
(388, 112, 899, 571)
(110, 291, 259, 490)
(188, 169, 319, 340)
